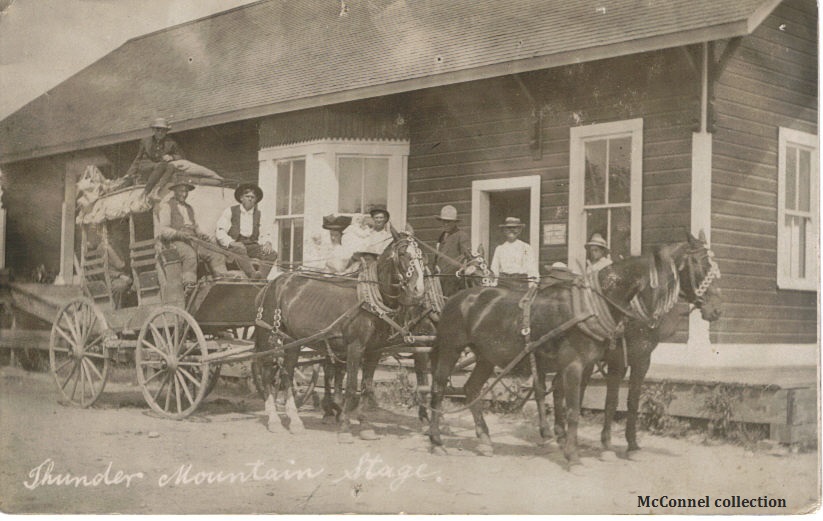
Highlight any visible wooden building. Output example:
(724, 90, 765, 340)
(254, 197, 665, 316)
(0, 0, 817, 369)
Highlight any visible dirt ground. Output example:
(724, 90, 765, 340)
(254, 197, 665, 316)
(0, 364, 819, 515)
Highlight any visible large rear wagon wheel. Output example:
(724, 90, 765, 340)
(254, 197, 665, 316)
(49, 298, 111, 407)
(136, 307, 210, 419)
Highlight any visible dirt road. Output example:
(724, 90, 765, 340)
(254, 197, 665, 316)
(0, 365, 818, 514)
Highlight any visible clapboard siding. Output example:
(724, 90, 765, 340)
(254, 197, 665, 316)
(406, 47, 695, 287)
(711, 0, 818, 344)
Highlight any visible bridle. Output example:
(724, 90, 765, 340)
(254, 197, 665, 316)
(379, 236, 425, 301)
(456, 250, 494, 287)
(681, 245, 721, 307)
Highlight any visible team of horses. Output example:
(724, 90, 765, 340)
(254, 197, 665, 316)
(253, 229, 722, 469)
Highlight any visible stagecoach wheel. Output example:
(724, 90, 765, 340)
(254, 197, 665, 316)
(293, 358, 321, 409)
(135, 306, 209, 419)
(49, 298, 111, 407)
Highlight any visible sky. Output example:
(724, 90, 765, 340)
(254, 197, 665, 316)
(0, 0, 260, 120)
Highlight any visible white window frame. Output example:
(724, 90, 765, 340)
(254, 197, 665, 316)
(777, 127, 819, 291)
(258, 139, 409, 265)
(568, 118, 643, 269)
(272, 157, 306, 265)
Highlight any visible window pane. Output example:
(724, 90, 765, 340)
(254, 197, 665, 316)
(277, 219, 292, 264)
(585, 208, 608, 249)
(584, 140, 607, 205)
(798, 148, 811, 212)
(276, 162, 291, 216)
(291, 159, 305, 215)
(785, 146, 797, 211)
(797, 216, 806, 278)
(610, 207, 631, 261)
(608, 137, 631, 204)
(292, 218, 304, 264)
(363, 158, 389, 210)
(338, 157, 363, 213)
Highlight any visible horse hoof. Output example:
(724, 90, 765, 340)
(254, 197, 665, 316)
(289, 422, 306, 435)
(359, 428, 380, 441)
(538, 438, 560, 451)
(267, 418, 286, 434)
(599, 450, 617, 462)
(430, 445, 448, 456)
(477, 443, 494, 457)
(627, 449, 644, 462)
(337, 432, 355, 444)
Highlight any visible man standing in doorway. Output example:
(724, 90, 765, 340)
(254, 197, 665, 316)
(432, 205, 472, 296)
(490, 217, 539, 289)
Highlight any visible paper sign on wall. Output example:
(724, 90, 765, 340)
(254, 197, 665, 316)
(543, 223, 566, 245)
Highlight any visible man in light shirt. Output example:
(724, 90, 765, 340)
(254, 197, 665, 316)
(156, 179, 228, 286)
(215, 183, 278, 279)
(490, 217, 539, 289)
(363, 206, 393, 255)
(584, 233, 613, 273)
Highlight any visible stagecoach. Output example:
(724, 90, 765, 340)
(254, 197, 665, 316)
(0, 176, 334, 418)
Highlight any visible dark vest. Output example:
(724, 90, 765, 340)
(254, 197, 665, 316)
(167, 199, 196, 230)
(228, 205, 261, 242)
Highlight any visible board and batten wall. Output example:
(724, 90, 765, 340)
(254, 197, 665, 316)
(405, 49, 698, 342)
(711, 0, 818, 345)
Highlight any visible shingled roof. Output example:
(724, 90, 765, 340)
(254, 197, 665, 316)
(0, 0, 781, 163)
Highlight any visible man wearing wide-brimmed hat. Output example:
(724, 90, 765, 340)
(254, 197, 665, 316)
(215, 183, 277, 279)
(156, 177, 228, 287)
(490, 216, 539, 288)
(363, 205, 393, 255)
(125, 117, 185, 198)
(432, 205, 472, 296)
(584, 232, 612, 273)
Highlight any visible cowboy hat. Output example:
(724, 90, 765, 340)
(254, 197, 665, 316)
(167, 175, 195, 192)
(234, 183, 264, 203)
(585, 233, 609, 250)
(436, 205, 459, 222)
(369, 206, 390, 220)
(498, 216, 525, 228)
(150, 117, 171, 129)
(322, 214, 352, 231)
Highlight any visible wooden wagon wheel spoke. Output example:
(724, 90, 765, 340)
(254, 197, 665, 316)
(142, 366, 166, 385)
(50, 298, 110, 408)
(175, 372, 196, 407)
(136, 306, 209, 419)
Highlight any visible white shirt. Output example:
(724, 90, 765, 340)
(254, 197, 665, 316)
(490, 239, 539, 279)
(215, 204, 272, 248)
(364, 227, 393, 255)
(586, 256, 613, 273)
(326, 242, 355, 274)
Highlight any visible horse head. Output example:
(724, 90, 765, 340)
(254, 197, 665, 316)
(457, 245, 493, 287)
(377, 230, 426, 307)
(659, 231, 722, 322)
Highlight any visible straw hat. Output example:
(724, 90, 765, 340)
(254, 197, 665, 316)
(498, 217, 525, 229)
(436, 205, 459, 222)
(585, 233, 609, 251)
(150, 117, 171, 129)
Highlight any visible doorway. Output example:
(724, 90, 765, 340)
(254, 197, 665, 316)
(471, 175, 541, 261)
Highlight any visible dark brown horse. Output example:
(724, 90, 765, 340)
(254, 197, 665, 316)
(428, 234, 719, 467)
(255, 231, 426, 442)
(564, 233, 722, 458)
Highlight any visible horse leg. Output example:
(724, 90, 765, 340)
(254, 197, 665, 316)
(560, 358, 585, 467)
(359, 349, 381, 412)
(464, 358, 496, 456)
(532, 356, 553, 445)
(282, 347, 305, 435)
(601, 353, 627, 456)
(626, 353, 651, 454)
(429, 342, 463, 455)
(552, 372, 567, 444)
(414, 351, 430, 430)
(321, 357, 343, 424)
(262, 359, 287, 434)
(338, 341, 363, 444)
(358, 349, 381, 440)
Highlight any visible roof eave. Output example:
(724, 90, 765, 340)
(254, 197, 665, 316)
(0, 17, 764, 165)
